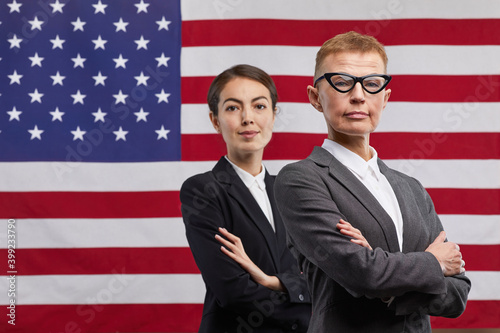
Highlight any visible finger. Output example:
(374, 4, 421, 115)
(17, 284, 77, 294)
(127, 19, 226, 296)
(218, 227, 237, 240)
(215, 234, 237, 251)
(339, 219, 351, 226)
(431, 231, 446, 244)
(351, 239, 373, 250)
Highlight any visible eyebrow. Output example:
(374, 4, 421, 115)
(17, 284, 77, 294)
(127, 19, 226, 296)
(222, 96, 269, 105)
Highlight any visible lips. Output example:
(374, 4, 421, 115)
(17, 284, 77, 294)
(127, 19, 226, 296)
(345, 111, 369, 119)
(239, 130, 259, 139)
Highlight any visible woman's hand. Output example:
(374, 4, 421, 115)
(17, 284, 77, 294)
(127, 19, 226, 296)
(215, 227, 284, 291)
(336, 219, 373, 250)
(425, 231, 465, 276)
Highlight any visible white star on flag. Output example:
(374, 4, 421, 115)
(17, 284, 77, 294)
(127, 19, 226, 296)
(114, 18, 129, 32)
(8, 70, 23, 85)
(155, 89, 170, 103)
(49, 107, 64, 122)
(92, 108, 107, 122)
(7, 106, 22, 121)
(155, 125, 170, 140)
(7, 0, 22, 13)
(92, 72, 107, 86)
(92, 35, 107, 50)
(113, 90, 128, 104)
(134, 35, 150, 50)
(28, 16, 44, 30)
(155, 53, 170, 67)
(134, 72, 150, 86)
(113, 54, 128, 69)
(28, 125, 44, 140)
(8, 34, 23, 49)
(71, 53, 86, 68)
(71, 126, 87, 141)
(50, 35, 65, 49)
(49, 0, 65, 13)
(135, 0, 150, 13)
(29, 53, 44, 67)
(71, 17, 86, 31)
(113, 127, 128, 141)
(71, 90, 86, 104)
(92, 0, 107, 14)
(134, 108, 149, 122)
(29, 89, 44, 103)
(156, 16, 171, 31)
(50, 71, 65, 85)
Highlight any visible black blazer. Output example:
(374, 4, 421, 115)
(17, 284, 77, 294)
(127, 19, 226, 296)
(274, 147, 471, 333)
(180, 157, 311, 333)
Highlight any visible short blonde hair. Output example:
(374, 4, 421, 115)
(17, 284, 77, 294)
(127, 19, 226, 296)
(314, 31, 388, 81)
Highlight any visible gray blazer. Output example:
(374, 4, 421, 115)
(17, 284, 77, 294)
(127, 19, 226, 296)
(274, 146, 471, 333)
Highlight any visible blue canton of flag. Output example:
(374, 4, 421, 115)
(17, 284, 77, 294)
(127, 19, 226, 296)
(0, 0, 181, 162)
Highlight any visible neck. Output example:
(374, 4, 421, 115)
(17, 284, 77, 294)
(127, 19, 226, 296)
(329, 132, 372, 161)
(226, 150, 263, 176)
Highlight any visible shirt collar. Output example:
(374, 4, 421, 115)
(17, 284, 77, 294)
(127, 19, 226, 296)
(225, 156, 266, 189)
(321, 139, 381, 181)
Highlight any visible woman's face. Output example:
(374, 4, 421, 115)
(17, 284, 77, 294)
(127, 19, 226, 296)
(309, 51, 391, 141)
(210, 77, 275, 159)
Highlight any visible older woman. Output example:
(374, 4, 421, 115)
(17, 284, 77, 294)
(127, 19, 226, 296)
(180, 64, 312, 332)
(274, 32, 471, 332)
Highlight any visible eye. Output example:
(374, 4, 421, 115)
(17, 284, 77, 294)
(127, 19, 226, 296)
(364, 79, 382, 88)
(255, 104, 267, 110)
(225, 105, 238, 112)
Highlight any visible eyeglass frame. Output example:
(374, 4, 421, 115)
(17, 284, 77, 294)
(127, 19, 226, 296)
(314, 72, 392, 94)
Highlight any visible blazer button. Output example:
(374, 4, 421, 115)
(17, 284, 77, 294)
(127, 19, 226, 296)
(298, 294, 304, 301)
(291, 323, 298, 330)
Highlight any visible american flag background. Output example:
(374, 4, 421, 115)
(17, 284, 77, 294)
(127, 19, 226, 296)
(0, 0, 499, 332)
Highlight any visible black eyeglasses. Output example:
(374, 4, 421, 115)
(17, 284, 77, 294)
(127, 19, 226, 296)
(314, 72, 392, 94)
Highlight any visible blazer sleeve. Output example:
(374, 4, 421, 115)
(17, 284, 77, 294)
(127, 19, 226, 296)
(274, 162, 449, 299)
(391, 182, 471, 318)
(180, 174, 310, 328)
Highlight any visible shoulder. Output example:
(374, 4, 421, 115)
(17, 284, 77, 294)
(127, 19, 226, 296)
(379, 159, 426, 190)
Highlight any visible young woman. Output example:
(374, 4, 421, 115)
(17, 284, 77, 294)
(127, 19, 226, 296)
(179, 64, 312, 332)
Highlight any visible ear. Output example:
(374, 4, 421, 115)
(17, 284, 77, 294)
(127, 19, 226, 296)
(307, 85, 323, 113)
(382, 88, 391, 110)
(209, 112, 221, 133)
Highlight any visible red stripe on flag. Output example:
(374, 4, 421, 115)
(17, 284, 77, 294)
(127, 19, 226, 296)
(181, 133, 500, 161)
(0, 248, 199, 275)
(2, 245, 496, 275)
(2, 301, 498, 331)
(182, 19, 500, 46)
(432, 300, 500, 328)
(182, 75, 500, 104)
(0, 191, 181, 219)
(428, 188, 500, 215)
(1, 188, 496, 219)
(459, 245, 500, 271)
(0, 304, 203, 333)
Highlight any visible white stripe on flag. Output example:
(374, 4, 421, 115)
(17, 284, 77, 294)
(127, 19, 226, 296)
(181, 0, 500, 20)
(1, 160, 499, 191)
(0, 218, 188, 249)
(440, 215, 500, 245)
(0, 216, 497, 250)
(0, 272, 497, 305)
(182, 102, 500, 134)
(0, 274, 205, 305)
(181, 45, 500, 76)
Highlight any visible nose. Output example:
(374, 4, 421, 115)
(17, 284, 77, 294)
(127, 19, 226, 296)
(350, 82, 365, 103)
(241, 108, 254, 125)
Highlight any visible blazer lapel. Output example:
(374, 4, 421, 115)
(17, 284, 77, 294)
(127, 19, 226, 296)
(213, 158, 280, 270)
(265, 173, 287, 257)
(309, 147, 401, 253)
(378, 161, 423, 253)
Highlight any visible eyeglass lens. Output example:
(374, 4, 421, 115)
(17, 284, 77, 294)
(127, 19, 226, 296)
(330, 74, 387, 93)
